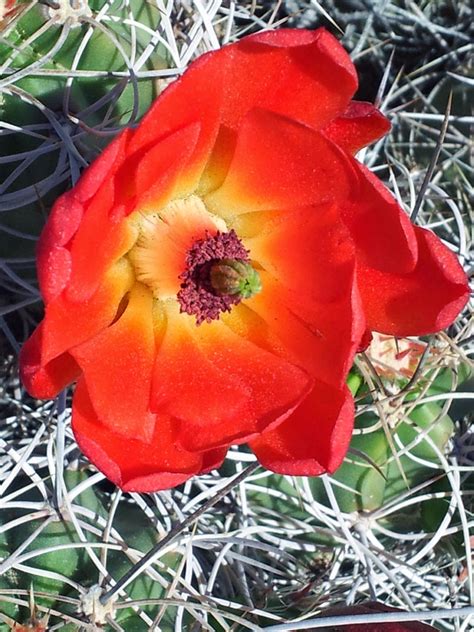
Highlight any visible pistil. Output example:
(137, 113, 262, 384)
(177, 230, 261, 324)
(209, 259, 262, 299)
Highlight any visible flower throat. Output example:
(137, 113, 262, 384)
(178, 229, 261, 325)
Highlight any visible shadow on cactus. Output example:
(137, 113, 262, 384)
(0, 0, 169, 261)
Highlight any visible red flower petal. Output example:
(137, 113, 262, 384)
(340, 160, 418, 274)
(37, 131, 132, 303)
(205, 108, 354, 217)
(19, 324, 81, 399)
(19, 27, 469, 495)
(71, 284, 157, 442)
(323, 101, 391, 154)
(72, 379, 207, 493)
(41, 259, 134, 365)
(250, 381, 354, 475)
(22, 263, 131, 395)
(65, 179, 138, 302)
(150, 305, 311, 452)
(358, 226, 469, 336)
(127, 57, 225, 192)
(130, 122, 202, 213)
(40, 191, 83, 249)
(218, 27, 357, 131)
(243, 203, 355, 303)
(37, 193, 82, 303)
(37, 245, 72, 304)
(130, 28, 356, 162)
(244, 269, 365, 389)
(200, 447, 228, 474)
(73, 129, 132, 204)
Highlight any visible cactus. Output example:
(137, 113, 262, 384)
(1, 1, 472, 629)
(309, 401, 455, 518)
(0, 469, 183, 627)
(247, 361, 471, 535)
(0, 0, 168, 264)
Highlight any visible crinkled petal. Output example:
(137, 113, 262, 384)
(340, 160, 418, 274)
(150, 305, 311, 452)
(250, 382, 354, 475)
(72, 379, 208, 493)
(71, 283, 157, 442)
(323, 101, 391, 154)
(358, 226, 470, 336)
(41, 259, 134, 365)
(19, 324, 81, 399)
(205, 108, 354, 217)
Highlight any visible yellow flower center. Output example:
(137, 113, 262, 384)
(128, 195, 226, 300)
(127, 195, 261, 324)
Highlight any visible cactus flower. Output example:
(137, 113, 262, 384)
(19, 29, 469, 492)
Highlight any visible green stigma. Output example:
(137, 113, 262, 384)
(209, 258, 262, 300)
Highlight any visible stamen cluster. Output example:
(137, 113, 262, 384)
(177, 229, 250, 324)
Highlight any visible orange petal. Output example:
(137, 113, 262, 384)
(244, 269, 365, 388)
(243, 203, 355, 303)
(218, 27, 357, 131)
(41, 258, 134, 364)
(19, 324, 81, 399)
(323, 101, 391, 154)
(250, 381, 354, 475)
(150, 305, 311, 452)
(358, 226, 470, 336)
(129, 122, 202, 213)
(71, 283, 158, 442)
(72, 379, 205, 492)
(205, 109, 354, 217)
(65, 179, 138, 302)
(340, 160, 418, 274)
